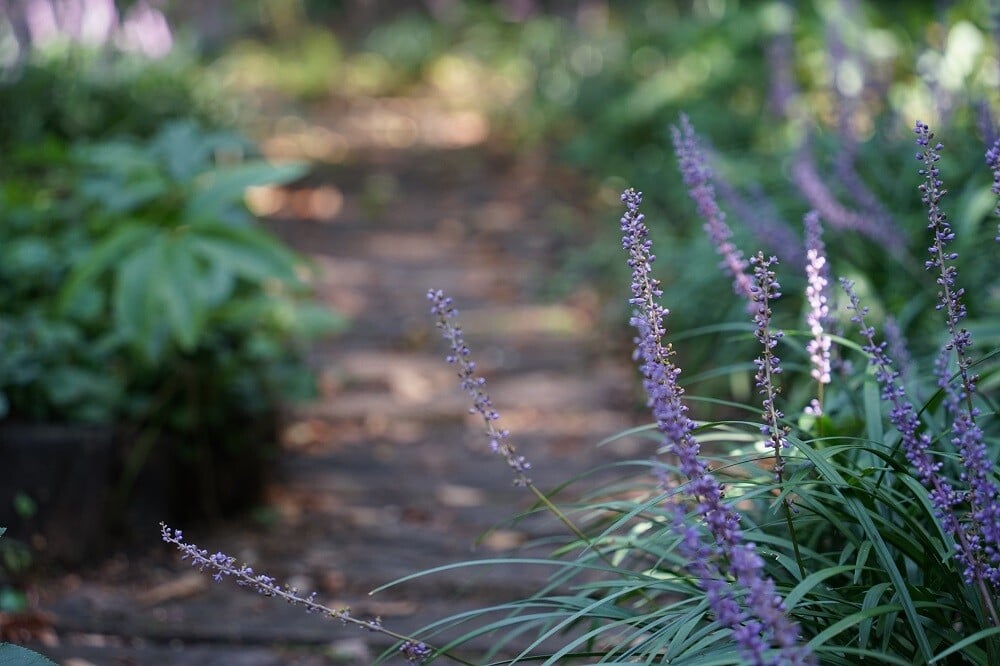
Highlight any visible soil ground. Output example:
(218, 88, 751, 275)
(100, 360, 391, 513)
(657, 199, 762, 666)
(19, 96, 648, 665)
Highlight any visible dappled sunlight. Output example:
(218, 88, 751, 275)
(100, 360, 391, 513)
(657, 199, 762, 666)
(260, 97, 490, 160)
(245, 184, 345, 221)
(457, 303, 593, 338)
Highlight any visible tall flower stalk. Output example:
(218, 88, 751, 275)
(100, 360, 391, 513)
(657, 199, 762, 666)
(840, 282, 999, 626)
(803, 211, 832, 415)
(915, 121, 1000, 590)
(986, 136, 1000, 241)
(671, 115, 755, 304)
(426, 288, 610, 560)
(621, 189, 812, 666)
(160, 524, 469, 665)
(750, 252, 804, 578)
(750, 252, 789, 480)
(428, 289, 531, 485)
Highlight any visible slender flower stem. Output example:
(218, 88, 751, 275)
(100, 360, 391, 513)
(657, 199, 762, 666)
(160, 524, 476, 666)
(986, 137, 1000, 242)
(621, 189, 813, 665)
(915, 122, 1000, 590)
(802, 211, 832, 420)
(841, 282, 1000, 627)
(428, 290, 531, 485)
(671, 115, 756, 305)
(427, 289, 641, 579)
(749, 252, 804, 579)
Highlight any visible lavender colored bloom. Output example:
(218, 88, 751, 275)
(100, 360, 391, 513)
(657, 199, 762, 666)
(915, 122, 969, 343)
(25, 0, 117, 47)
(671, 115, 755, 304)
(400, 641, 432, 663)
(840, 282, 998, 598)
(792, 144, 906, 253)
(159, 524, 448, 658)
(117, 0, 173, 59)
(916, 122, 1000, 588)
(713, 172, 804, 268)
(161, 524, 372, 627)
(824, 0, 897, 240)
(427, 289, 531, 485)
(803, 213, 832, 397)
(976, 102, 998, 151)
(986, 136, 1000, 241)
(764, 0, 796, 121)
(750, 253, 790, 482)
(14, 0, 172, 59)
(915, 123, 977, 402)
(621, 189, 813, 665)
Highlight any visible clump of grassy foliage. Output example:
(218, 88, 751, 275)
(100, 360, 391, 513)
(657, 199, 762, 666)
(163, 113, 999, 664)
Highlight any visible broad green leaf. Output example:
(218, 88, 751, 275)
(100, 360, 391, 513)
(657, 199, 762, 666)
(284, 302, 350, 338)
(113, 239, 159, 360)
(190, 225, 300, 283)
(0, 643, 57, 665)
(156, 235, 204, 350)
(186, 161, 307, 219)
(81, 175, 167, 214)
(151, 121, 214, 180)
(59, 225, 157, 311)
(73, 141, 148, 173)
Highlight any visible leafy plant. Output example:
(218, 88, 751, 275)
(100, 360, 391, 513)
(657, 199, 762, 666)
(0, 120, 343, 424)
(160, 114, 998, 664)
(59, 121, 316, 363)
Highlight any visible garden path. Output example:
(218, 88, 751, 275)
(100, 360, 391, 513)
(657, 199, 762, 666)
(29, 97, 644, 665)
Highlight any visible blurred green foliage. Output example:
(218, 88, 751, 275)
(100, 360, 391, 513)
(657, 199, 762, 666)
(0, 121, 346, 427)
(214, 0, 997, 411)
(0, 46, 232, 149)
(0, 39, 347, 525)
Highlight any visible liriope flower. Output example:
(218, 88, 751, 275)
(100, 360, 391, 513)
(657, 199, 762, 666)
(428, 289, 531, 485)
(915, 121, 1000, 588)
(985, 136, 1000, 241)
(803, 212, 832, 417)
(750, 252, 791, 482)
(671, 115, 756, 304)
(621, 189, 812, 666)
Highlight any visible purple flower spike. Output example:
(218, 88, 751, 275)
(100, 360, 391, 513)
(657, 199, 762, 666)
(714, 174, 804, 268)
(985, 137, 1000, 241)
(159, 523, 385, 630)
(916, 122, 1000, 588)
(840, 281, 997, 595)
(428, 289, 532, 485)
(671, 115, 756, 305)
(803, 212, 832, 405)
(791, 145, 906, 253)
(621, 190, 813, 666)
(750, 252, 790, 481)
(400, 641, 432, 664)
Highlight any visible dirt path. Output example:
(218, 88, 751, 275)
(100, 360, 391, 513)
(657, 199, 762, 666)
(27, 98, 643, 665)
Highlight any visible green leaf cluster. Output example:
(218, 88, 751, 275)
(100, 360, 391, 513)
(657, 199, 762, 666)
(0, 121, 345, 429)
